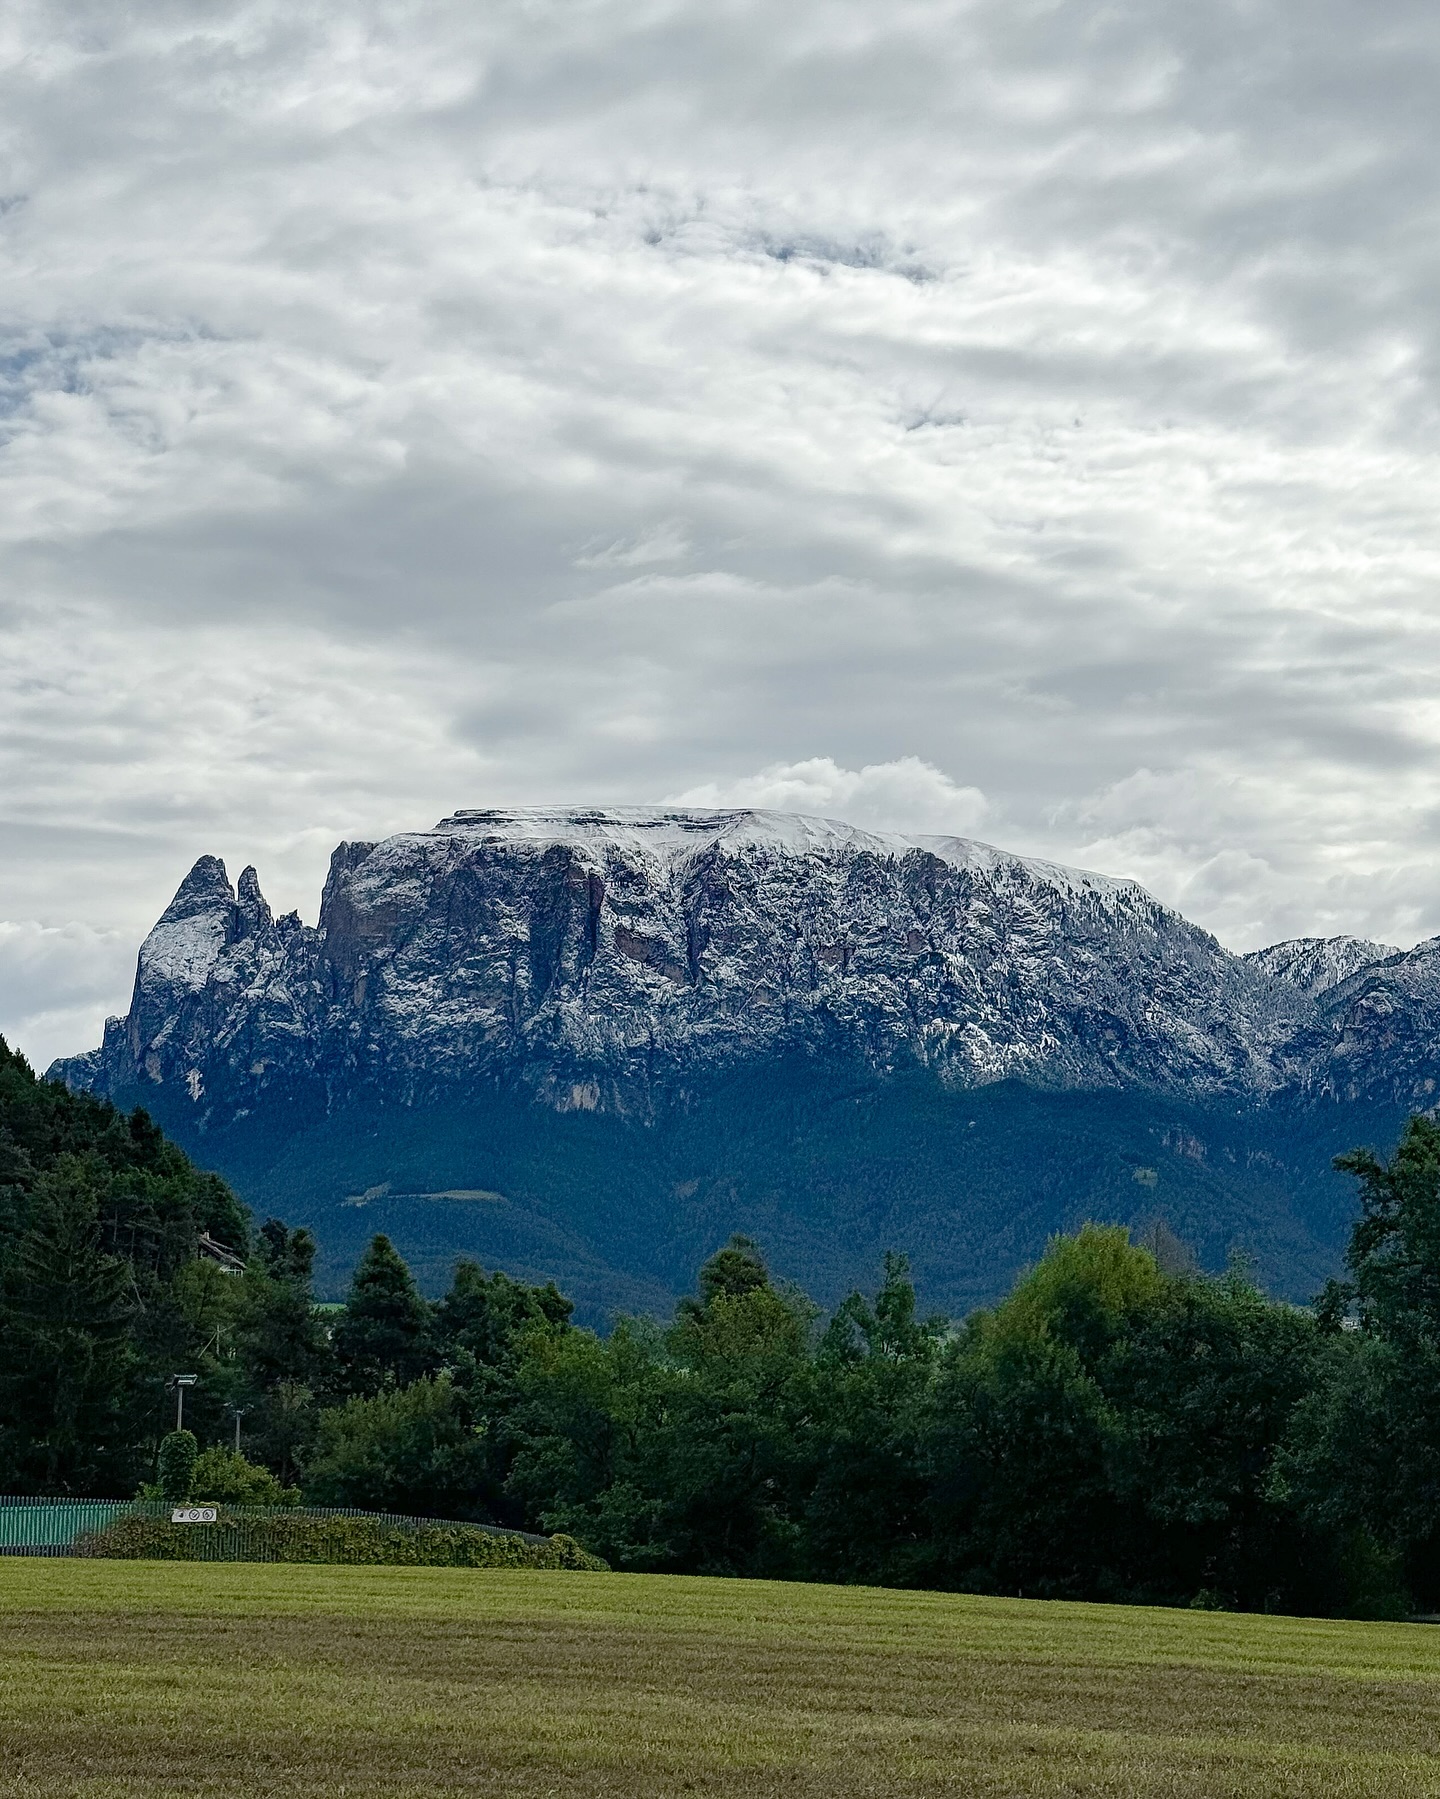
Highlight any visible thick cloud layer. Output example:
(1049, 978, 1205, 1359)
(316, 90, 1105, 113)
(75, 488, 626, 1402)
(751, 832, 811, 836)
(3, 0, 1440, 1066)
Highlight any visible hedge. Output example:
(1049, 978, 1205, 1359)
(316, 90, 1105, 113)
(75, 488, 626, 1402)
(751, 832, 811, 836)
(74, 1509, 607, 1569)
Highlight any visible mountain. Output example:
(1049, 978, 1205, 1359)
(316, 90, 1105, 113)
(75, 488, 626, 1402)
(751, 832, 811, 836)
(1241, 935, 1398, 997)
(48, 807, 1434, 1322)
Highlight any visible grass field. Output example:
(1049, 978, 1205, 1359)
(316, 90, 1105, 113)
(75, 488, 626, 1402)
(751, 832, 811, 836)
(4, 1562, 1440, 1797)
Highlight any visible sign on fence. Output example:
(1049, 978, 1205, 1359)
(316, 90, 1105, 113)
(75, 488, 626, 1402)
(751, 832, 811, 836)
(171, 1507, 218, 1525)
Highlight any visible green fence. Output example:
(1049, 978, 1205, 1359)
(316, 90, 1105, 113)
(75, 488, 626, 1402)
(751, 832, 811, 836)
(0, 1497, 602, 1569)
(0, 1499, 135, 1555)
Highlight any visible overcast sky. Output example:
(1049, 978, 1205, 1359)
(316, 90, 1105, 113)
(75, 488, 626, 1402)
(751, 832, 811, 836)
(4, 0, 1440, 1068)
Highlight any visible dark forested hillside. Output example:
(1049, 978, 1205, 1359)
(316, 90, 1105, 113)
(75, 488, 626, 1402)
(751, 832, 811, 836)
(90, 1060, 1392, 1327)
(0, 1037, 250, 1490)
(0, 1036, 572, 1505)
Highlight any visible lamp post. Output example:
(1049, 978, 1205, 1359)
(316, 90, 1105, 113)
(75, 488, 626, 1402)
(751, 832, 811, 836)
(169, 1374, 198, 1432)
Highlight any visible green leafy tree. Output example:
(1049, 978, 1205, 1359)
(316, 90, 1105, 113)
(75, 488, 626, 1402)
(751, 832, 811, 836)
(250, 1379, 319, 1490)
(0, 1039, 265, 1492)
(676, 1235, 771, 1317)
(792, 1254, 944, 1584)
(508, 1239, 814, 1575)
(1273, 1116, 1440, 1609)
(1339, 1116, 1440, 1335)
(1103, 1263, 1327, 1610)
(505, 1317, 682, 1566)
(925, 1298, 1124, 1599)
(1271, 1333, 1416, 1616)
(920, 1227, 1326, 1608)
(303, 1375, 488, 1517)
(919, 1227, 1163, 1598)
(238, 1221, 330, 1389)
(232, 1221, 332, 1475)
(648, 1240, 813, 1574)
(425, 1257, 576, 1525)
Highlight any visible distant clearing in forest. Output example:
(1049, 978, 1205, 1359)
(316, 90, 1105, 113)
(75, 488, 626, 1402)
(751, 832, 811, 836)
(3, 1561, 1440, 1796)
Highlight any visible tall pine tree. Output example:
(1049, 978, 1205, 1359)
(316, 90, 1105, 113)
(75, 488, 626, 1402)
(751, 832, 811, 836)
(330, 1234, 434, 1396)
(0, 1155, 137, 1492)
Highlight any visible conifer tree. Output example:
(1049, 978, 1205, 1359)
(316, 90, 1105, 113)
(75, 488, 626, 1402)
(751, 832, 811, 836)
(434, 1258, 571, 1369)
(0, 1155, 137, 1491)
(239, 1220, 328, 1389)
(330, 1234, 434, 1396)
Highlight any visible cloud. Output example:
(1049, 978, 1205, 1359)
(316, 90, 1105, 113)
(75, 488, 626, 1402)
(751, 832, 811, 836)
(0, 921, 135, 1074)
(5, 0, 1440, 1058)
(574, 521, 692, 569)
(671, 756, 987, 836)
(1051, 765, 1439, 952)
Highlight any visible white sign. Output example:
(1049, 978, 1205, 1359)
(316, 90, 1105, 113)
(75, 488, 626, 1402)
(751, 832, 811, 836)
(171, 1506, 218, 1524)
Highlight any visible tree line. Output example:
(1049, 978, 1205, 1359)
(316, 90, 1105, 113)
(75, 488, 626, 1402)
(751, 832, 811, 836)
(4, 1034, 1440, 1616)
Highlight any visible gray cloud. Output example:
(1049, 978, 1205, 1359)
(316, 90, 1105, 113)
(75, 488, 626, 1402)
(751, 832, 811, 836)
(0, 920, 134, 1073)
(4, 0, 1440, 1063)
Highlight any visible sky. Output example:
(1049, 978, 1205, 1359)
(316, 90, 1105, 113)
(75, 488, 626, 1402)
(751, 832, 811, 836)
(4, 0, 1440, 1069)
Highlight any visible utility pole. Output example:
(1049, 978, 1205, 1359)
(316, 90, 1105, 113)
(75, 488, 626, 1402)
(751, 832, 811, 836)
(228, 1404, 248, 1455)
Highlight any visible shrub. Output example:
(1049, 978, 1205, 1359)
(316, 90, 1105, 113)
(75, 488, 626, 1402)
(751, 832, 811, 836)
(140, 1447, 301, 1508)
(75, 1507, 607, 1570)
(156, 1430, 198, 1502)
(191, 1447, 301, 1508)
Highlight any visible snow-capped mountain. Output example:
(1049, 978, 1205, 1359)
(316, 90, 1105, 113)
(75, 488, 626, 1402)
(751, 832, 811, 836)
(46, 808, 1440, 1316)
(50, 805, 1330, 1115)
(1241, 936, 1399, 997)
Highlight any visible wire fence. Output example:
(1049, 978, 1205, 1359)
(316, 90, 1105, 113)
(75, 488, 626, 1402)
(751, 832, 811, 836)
(0, 1496, 567, 1565)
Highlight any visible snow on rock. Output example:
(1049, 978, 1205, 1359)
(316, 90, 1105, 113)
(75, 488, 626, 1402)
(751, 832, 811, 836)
(46, 806, 1421, 1120)
(1242, 936, 1398, 996)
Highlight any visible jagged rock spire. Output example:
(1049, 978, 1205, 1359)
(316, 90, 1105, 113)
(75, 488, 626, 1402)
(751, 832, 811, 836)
(237, 865, 274, 935)
(158, 856, 234, 923)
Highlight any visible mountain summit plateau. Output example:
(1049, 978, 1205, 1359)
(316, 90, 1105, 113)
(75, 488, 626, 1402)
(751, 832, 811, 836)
(49, 808, 1440, 1318)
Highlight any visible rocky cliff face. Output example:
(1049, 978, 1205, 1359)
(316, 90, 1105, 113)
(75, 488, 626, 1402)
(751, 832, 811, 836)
(50, 804, 1390, 1123)
(1240, 935, 1398, 997)
(48, 808, 1440, 1313)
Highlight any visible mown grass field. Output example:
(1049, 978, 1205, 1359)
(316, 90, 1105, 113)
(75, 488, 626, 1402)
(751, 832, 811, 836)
(4, 1561, 1440, 1797)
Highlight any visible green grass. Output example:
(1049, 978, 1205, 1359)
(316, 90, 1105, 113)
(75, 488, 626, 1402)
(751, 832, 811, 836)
(4, 1561, 1440, 1796)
